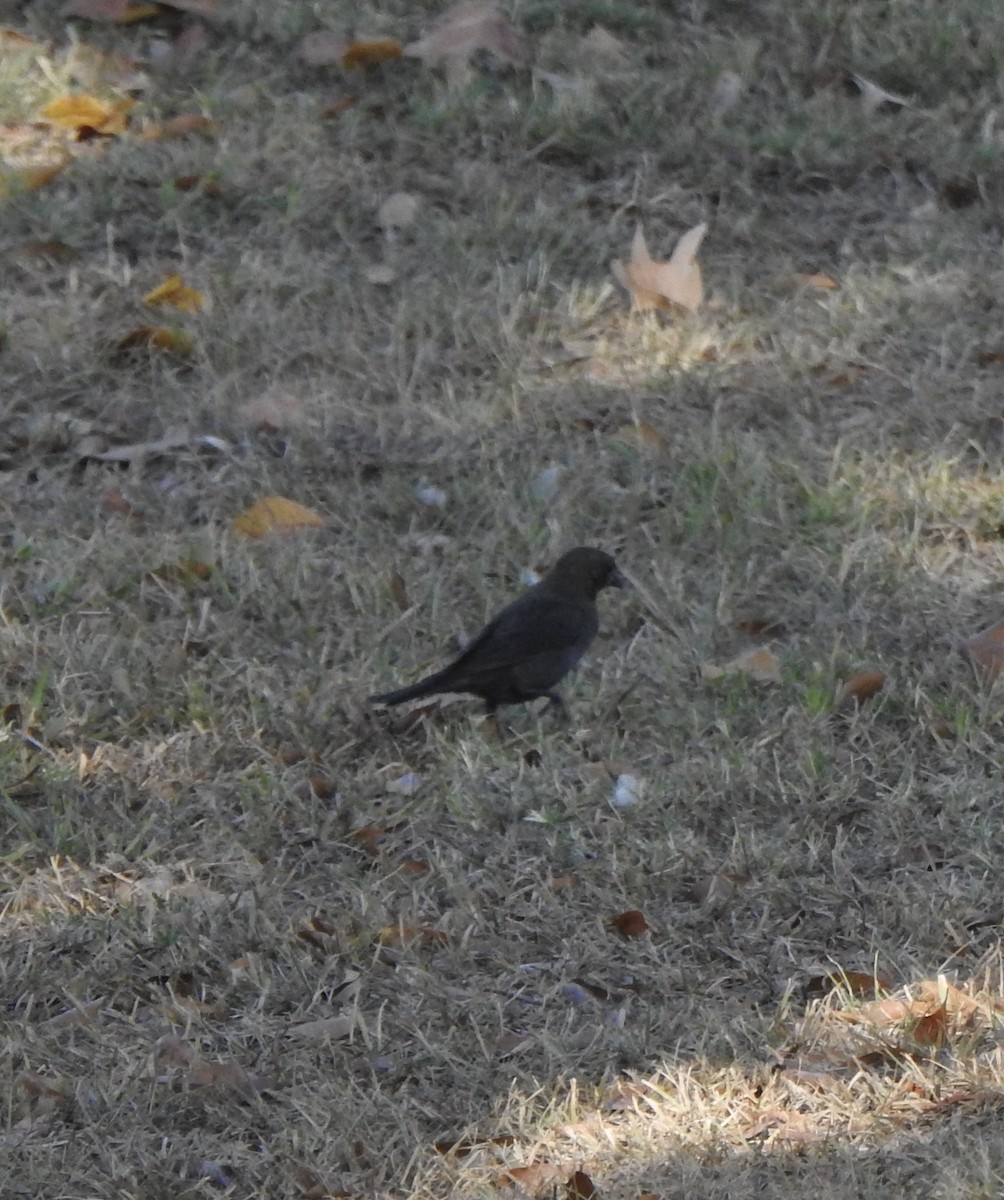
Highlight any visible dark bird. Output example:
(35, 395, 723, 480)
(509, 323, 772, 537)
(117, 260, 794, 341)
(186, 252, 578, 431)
(370, 547, 626, 718)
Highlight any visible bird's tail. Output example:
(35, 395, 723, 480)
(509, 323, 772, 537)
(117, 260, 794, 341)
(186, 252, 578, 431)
(369, 669, 452, 707)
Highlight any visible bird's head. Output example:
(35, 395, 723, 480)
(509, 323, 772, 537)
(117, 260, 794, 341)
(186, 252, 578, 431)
(543, 547, 628, 599)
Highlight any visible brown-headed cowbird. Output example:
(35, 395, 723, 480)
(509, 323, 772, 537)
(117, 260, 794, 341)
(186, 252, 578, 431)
(370, 547, 626, 717)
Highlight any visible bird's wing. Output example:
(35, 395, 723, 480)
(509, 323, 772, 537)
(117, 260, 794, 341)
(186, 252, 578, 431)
(450, 594, 595, 674)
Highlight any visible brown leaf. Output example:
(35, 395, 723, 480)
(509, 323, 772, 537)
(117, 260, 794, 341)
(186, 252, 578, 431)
(496, 1164, 563, 1193)
(793, 272, 840, 291)
(101, 489, 143, 520)
(960, 619, 1004, 674)
(823, 969, 893, 998)
(566, 1170, 597, 1199)
(610, 909, 649, 937)
(376, 923, 449, 948)
(140, 114, 217, 140)
(115, 325, 194, 356)
(322, 96, 359, 119)
(836, 670, 887, 707)
(612, 224, 706, 313)
(912, 1001, 948, 1048)
(701, 646, 782, 684)
(342, 39, 404, 68)
(388, 570, 409, 610)
(405, 2, 523, 89)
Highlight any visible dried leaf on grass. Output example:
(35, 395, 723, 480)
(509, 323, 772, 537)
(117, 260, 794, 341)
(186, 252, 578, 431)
(115, 325, 194, 356)
(610, 910, 649, 937)
(960, 619, 1004, 674)
(612, 223, 707, 313)
(836, 670, 887, 708)
(143, 274, 206, 312)
(232, 496, 327, 538)
(42, 94, 133, 135)
(405, 2, 523, 89)
(0, 160, 69, 195)
(701, 646, 782, 684)
(139, 114, 217, 140)
(343, 39, 404, 68)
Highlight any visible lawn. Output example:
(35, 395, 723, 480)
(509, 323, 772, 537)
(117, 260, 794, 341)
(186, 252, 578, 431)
(3, 1, 1004, 1196)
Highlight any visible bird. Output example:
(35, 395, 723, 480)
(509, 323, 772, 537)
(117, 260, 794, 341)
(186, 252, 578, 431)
(370, 547, 626, 718)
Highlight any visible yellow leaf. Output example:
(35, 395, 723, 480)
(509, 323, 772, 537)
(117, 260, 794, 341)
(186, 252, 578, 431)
(0, 159, 68, 196)
(143, 275, 206, 313)
(42, 93, 133, 134)
(232, 496, 326, 538)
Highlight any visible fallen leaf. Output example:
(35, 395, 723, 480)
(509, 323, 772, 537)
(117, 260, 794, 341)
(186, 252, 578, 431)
(497, 1164, 565, 1193)
(836, 670, 887, 708)
(612, 223, 707, 313)
(42, 93, 133, 135)
(794, 272, 840, 291)
(185, 1061, 270, 1096)
(101, 489, 142, 519)
(0, 159, 69, 195)
(912, 1001, 948, 1048)
(960, 619, 1004, 674)
(12, 239, 80, 264)
(376, 923, 449, 948)
(143, 274, 206, 313)
(566, 1170, 597, 1200)
(232, 496, 327, 538)
(701, 646, 782, 683)
(238, 392, 304, 431)
(342, 39, 403, 68)
(140, 114, 217, 140)
(287, 1013, 358, 1041)
(322, 96, 359, 119)
(172, 173, 223, 196)
(610, 909, 649, 937)
(114, 326, 194, 356)
(613, 420, 667, 451)
(405, 1, 523, 89)
(388, 570, 409, 611)
(811, 969, 892, 999)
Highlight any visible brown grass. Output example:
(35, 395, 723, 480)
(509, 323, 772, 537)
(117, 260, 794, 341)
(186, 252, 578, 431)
(3, 1, 1004, 1196)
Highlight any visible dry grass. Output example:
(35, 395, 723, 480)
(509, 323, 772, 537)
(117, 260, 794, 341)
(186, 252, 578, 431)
(3, 1, 1004, 1196)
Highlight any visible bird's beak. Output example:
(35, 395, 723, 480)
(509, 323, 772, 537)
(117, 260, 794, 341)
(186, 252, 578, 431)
(610, 567, 630, 590)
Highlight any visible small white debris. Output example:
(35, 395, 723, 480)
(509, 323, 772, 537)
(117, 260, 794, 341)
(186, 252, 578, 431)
(611, 774, 641, 809)
(385, 772, 423, 796)
(529, 465, 562, 504)
(415, 485, 448, 507)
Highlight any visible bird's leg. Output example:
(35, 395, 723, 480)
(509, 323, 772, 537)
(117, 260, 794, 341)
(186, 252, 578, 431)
(543, 692, 570, 723)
